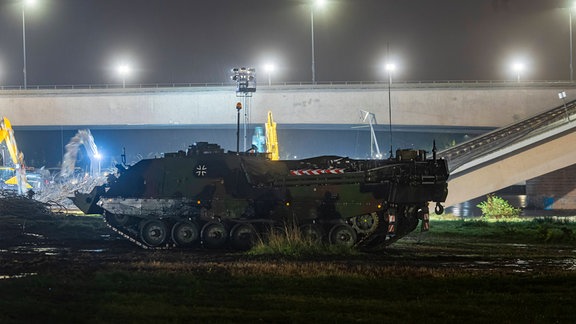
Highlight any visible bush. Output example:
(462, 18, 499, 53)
(476, 194, 521, 220)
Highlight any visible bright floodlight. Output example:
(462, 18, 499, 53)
(385, 63, 396, 72)
(264, 63, 275, 86)
(117, 64, 131, 88)
(315, 0, 327, 8)
(512, 62, 524, 72)
(512, 62, 525, 82)
(118, 64, 131, 76)
(264, 63, 275, 73)
(24, 0, 37, 7)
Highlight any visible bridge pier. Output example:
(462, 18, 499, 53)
(527, 164, 576, 210)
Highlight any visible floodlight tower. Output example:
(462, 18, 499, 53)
(231, 67, 257, 151)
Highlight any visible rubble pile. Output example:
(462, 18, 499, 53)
(0, 190, 54, 219)
(34, 175, 107, 213)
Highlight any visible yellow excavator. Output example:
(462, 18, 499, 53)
(265, 111, 279, 161)
(0, 117, 30, 194)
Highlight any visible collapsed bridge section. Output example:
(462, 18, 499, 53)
(438, 98, 576, 208)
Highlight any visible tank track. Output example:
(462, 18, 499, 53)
(103, 212, 168, 250)
(102, 211, 273, 250)
(102, 208, 409, 251)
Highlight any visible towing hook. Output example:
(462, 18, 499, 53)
(434, 202, 444, 215)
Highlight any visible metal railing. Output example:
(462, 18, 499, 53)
(0, 80, 574, 91)
(438, 98, 576, 173)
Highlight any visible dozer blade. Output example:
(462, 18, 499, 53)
(70, 186, 105, 215)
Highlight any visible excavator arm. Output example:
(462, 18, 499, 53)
(61, 129, 101, 178)
(265, 111, 279, 161)
(0, 117, 30, 194)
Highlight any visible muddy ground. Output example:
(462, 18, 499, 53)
(1, 213, 575, 277)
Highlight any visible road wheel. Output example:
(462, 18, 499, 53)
(230, 223, 259, 250)
(171, 221, 200, 247)
(140, 219, 168, 247)
(201, 221, 227, 249)
(299, 223, 323, 243)
(329, 224, 357, 247)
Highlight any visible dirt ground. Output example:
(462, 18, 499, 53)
(1, 213, 575, 278)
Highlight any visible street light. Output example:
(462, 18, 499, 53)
(558, 91, 571, 121)
(117, 64, 131, 88)
(264, 63, 275, 86)
(385, 63, 396, 158)
(22, 0, 37, 89)
(512, 62, 524, 82)
(569, 2, 576, 81)
(310, 0, 326, 84)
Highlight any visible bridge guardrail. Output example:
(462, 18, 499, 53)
(1, 80, 575, 91)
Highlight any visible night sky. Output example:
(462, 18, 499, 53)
(0, 0, 572, 87)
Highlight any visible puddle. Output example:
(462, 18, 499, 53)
(504, 259, 533, 273)
(78, 249, 107, 253)
(23, 232, 45, 239)
(553, 259, 576, 271)
(7, 245, 108, 255)
(9, 246, 66, 256)
(504, 243, 529, 248)
(0, 272, 38, 280)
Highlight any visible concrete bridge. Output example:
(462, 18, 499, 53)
(0, 82, 573, 129)
(1, 82, 576, 211)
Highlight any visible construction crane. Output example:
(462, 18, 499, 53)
(360, 110, 383, 159)
(265, 111, 279, 160)
(0, 117, 30, 194)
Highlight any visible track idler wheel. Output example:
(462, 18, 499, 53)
(111, 213, 135, 226)
(201, 221, 228, 249)
(329, 224, 357, 247)
(171, 221, 200, 247)
(230, 223, 259, 250)
(140, 219, 168, 247)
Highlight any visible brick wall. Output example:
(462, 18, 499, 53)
(526, 164, 576, 209)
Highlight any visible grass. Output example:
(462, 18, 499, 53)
(1, 263, 575, 323)
(425, 215, 576, 244)
(1, 216, 576, 323)
(248, 221, 358, 257)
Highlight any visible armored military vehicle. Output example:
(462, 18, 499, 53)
(72, 142, 449, 250)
